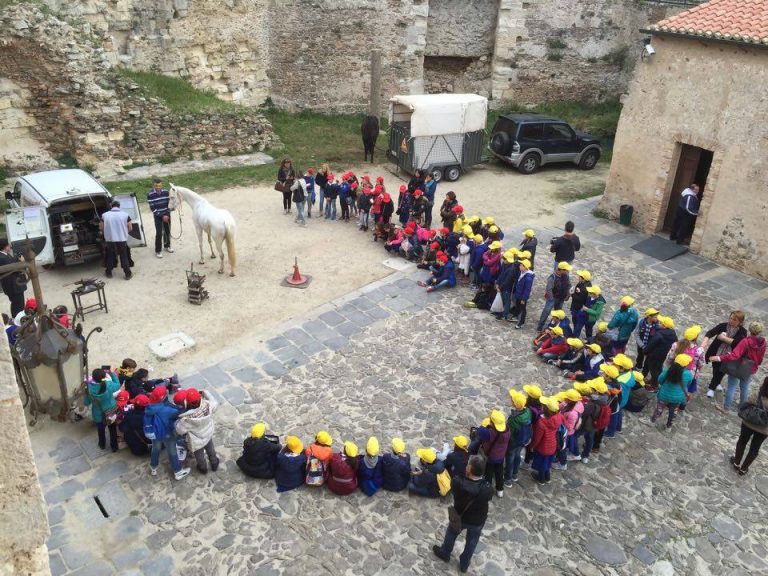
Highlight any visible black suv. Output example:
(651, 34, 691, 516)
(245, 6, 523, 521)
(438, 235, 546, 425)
(488, 113, 601, 174)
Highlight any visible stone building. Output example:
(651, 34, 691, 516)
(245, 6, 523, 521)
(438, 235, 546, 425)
(600, 0, 768, 280)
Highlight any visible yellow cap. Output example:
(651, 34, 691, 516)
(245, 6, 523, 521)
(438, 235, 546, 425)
(557, 262, 573, 271)
(489, 241, 502, 250)
(453, 435, 469, 451)
(674, 353, 692, 367)
(632, 371, 645, 385)
(551, 310, 566, 320)
(508, 389, 527, 409)
(589, 377, 608, 394)
(490, 410, 507, 432)
(315, 430, 332, 446)
(612, 354, 634, 371)
(416, 447, 437, 464)
(392, 437, 406, 454)
(586, 343, 602, 354)
(540, 396, 561, 414)
(344, 441, 359, 458)
(586, 285, 601, 296)
(286, 435, 303, 454)
(469, 215, 480, 223)
(563, 389, 582, 402)
(519, 250, 532, 259)
(523, 228, 535, 238)
(574, 382, 594, 395)
(684, 325, 702, 341)
(503, 252, 516, 263)
(251, 422, 266, 439)
(597, 321, 609, 332)
(481, 417, 491, 427)
(519, 259, 531, 269)
(523, 384, 542, 399)
(473, 234, 483, 243)
(576, 270, 592, 281)
(462, 225, 473, 236)
(620, 296, 635, 306)
(659, 316, 675, 329)
(366, 436, 380, 456)
(552, 326, 564, 337)
(645, 308, 660, 317)
(488, 225, 499, 234)
(554, 391, 567, 403)
(566, 338, 584, 349)
(483, 216, 495, 226)
(600, 363, 620, 379)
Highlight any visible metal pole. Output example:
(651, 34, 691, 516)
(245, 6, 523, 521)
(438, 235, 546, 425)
(369, 49, 382, 117)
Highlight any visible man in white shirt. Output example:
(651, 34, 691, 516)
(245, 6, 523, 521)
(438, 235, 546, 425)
(100, 200, 133, 280)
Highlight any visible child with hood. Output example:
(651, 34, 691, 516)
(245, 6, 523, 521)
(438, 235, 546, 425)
(608, 296, 639, 355)
(511, 258, 535, 329)
(583, 285, 606, 339)
(408, 447, 445, 498)
(275, 436, 308, 492)
(305, 430, 334, 486)
(554, 389, 584, 471)
(358, 436, 384, 496)
(477, 410, 511, 497)
(236, 422, 282, 479)
(456, 228, 473, 277)
(469, 234, 488, 288)
(382, 438, 411, 491)
(521, 384, 543, 469)
(530, 396, 564, 484)
(119, 393, 151, 457)
(144, 385, 190, 480)
(442, 435, 470, 478)
(480, 241, 502, 284)
(504, 389, 533, 485)
(327, 441, 360, 496)
(175, 388, 220, 474)
(83, 368, 122, 452)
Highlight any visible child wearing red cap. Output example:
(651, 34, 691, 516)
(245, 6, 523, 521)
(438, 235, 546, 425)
(439, 191, 458, 230)
(410, 189, 427, 226)
(396, 184, 412, 226)
(451, 205, 466, 234)
(418, 252, 456, 292)
(339, 180, 351, 221)
(175, 388, 220, 474)
(381, 192, 394, 225)
(119, 393, 152, 456)
(144, 386, 190, 479)
(357, 186, 372, 231)
(324, 175, 339, 220)
(384, 226, 404, 254)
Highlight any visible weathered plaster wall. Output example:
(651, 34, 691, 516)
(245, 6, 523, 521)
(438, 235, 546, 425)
(601, 36, 768, 280)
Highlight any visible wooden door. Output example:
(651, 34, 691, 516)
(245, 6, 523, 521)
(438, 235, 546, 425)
(663, 145, 701, 231)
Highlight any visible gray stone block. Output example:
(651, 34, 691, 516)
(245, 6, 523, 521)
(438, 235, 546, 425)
(140, 554, 175, 575)
(318, 310, 345, 326)
(335, 321, 362, 337)
(200, 365, 232, 388)
(283, 327, 315, 346)
(252, 349, 275, 364)
(112, 544, 151, 570)
(365, 306, 390, 320)
(95, 481, 133, 518)
(116, 515, 144, 538)
(86, 460, 129, 488)
(632, 544, 657, 565)
(57, 455, 91, 477)
(299, 340, 327, 356)
(273, 344, 303, 362)
(262, 360, 287, 378)
(265, 335, 291, 351)
(47, 524, 68, 550)
(146, 502, 173, 525)
(283, 353, 309, 369)
(382, 296, 413, 312)
(46, 479, 84, 505)
(323, 336, 348, 351)
(48, 505, 65, 526)
(179, 372, 207, 389)
(344, 310, 376, 327)
(231, 366, 263, 384)
(216, 355, 251, 372)
(302, 320, 337, 340)
(70, 561, 114, 576)
(222, 386, 247, 407)
(213, 533, 236, 550)
(51, 437, 83, 463)
(49, 551, 66, 576)
(349, 296, 376, 310)
(60, 544, 95, 570)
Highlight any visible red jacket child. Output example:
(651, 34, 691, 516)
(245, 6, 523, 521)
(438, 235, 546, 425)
(538, 336, 569, 358)
(530, 411, 564, 456)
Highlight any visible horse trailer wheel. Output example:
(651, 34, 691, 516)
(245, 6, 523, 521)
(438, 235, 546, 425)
(518, 153, 540, 175)
(431, 168, 444, 182)
(445, 166, 461, 182)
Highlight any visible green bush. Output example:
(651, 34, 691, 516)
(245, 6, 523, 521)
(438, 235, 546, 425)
(546, 38, 568, 50)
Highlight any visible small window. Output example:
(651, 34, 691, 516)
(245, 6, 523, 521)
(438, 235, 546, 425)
(545, 123, 574, 140)
(519, 123, 543, 140)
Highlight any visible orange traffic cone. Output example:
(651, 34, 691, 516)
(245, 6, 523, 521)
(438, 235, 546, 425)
(285, 257, 309, 287)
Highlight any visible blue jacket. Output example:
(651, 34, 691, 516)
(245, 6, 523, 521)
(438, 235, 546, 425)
(423, 180, 437, 205)
(410, 459, 445, 498)
(382, 453, 411, 491)
(358, 456, 383, 496)
(609, 307, 639, 341)
(433, 260, 457, 287)
(83, 372, 121, 423)
(617, 371, 636, 408)
(144, 400, 182, 439)
(443, 449, 468, 478)
(559, 318, 573, 338)
(514, 270, 535, 300)
(657, 368, 693, 405)
(470, 242, 488, 271)
(275, 451, 307, 492)
(679, 188, 699, 216)
(338, 183, 350, 202)
(444, 233, 460, 258)
(497, 262, 517, 291)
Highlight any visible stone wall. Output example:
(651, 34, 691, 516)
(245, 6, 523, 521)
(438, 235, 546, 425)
(425, 0, 499, 58)
(601, 36, 768, 280)
(423, 56, 492, 97)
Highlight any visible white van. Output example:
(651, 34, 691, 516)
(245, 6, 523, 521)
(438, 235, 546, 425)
(4, 169, 146, 267)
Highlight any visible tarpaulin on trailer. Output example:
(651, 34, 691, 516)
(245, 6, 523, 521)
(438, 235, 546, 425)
(389, 94, 488, 137)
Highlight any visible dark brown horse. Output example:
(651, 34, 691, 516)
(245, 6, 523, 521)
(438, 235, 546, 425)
(361, 115, 379, 163)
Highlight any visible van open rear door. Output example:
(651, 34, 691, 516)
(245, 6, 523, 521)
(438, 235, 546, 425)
(5, 206, 54, 265)
(113, 194, 147, 247)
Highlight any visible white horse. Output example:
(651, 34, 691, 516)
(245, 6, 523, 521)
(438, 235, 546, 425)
(169, 184, 237, 277)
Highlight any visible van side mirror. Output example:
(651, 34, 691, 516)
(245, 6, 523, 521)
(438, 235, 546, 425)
(5, 190, 14, 202)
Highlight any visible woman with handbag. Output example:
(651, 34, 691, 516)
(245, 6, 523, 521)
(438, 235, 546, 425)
(731, 377, 768, 476)
(703, 311, 747, 399)
(83, 368, 122, 452)
(711, 321, 766, 412)
(276, 158, 296, 215)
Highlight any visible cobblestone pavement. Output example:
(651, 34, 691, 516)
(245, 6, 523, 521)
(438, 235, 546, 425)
(31, 198, 768, 576)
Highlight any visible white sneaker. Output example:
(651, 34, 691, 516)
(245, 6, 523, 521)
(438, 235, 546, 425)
(716, 385, 723, 392)
(567, 454, 582, 462)
(155, 252, 163, 258)
(165, 247, 174, 253)
(554, 463, 567, 471)
(706, 390, 715, 398)
(581, 457, 589, 464)
(150, 466, 157, 476)
(496, 490, 503, 498)
(174, 467, 191, 480)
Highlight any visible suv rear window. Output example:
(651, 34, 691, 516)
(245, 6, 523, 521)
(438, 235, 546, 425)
(493, 117, 519, 138)
(518, 123, 543, 140)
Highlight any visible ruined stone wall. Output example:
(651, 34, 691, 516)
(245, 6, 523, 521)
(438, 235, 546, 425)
(601, 36, 768, 281)
(425, 0, 498, 58)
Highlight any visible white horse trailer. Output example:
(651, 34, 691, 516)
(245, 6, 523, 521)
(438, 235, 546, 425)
(388, 93, 488, 182)
(4, 169, 146, 266)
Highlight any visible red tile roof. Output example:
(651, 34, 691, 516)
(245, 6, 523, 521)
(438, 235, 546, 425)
(650, 0, 768, 45)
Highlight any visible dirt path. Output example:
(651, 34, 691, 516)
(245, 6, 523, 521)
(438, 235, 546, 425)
(34, 161, 608, 375)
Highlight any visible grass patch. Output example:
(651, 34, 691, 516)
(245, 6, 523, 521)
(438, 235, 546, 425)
(556, 182, 605, 202)
(546, 38, 568, 50)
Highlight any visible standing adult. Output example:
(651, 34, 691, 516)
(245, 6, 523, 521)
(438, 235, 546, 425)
(669, 183, 700, 244)
(147, 177, 174, 259)
(100, 200, 133, 280)
(536, 262, 572, 333)
(0, 238, 26, 317)
(711, 322, 766, 412)
(439, 191, 459, 230)
(277, 158, 296, 215)
(423, 172, 437, 228)
(315, 163, 330, 216)
(703, 311, 747, 399)
(549, 221, 581, 270)
(291, 169, 307, 226)
(432, 455, 494, 573)
(730, 376, 768, 476)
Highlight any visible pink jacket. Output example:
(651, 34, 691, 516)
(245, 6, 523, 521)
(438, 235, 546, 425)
(560, 402, 584, 435)
(416, 226, 430, 243)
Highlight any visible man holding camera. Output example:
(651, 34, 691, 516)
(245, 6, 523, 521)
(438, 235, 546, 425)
(549, 220, 581, 270)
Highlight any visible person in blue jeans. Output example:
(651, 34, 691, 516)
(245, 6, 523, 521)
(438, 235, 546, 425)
(145, 386, 190, 480)
(418, 253, 456, 293)
(83, 368, 121, 452)
(432, 455, 494, 573)
(504, 389, 532, 485)
(711, 321, 765, 411)
(324, 178, 338, 220)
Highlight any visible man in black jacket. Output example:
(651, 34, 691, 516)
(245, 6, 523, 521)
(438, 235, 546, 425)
(549, 220, 581, 270)
(432, 455, 494, 573)
(0, 238, 26, 317)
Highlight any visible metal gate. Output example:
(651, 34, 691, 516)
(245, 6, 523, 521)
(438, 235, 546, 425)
(388, 122, 414, 174)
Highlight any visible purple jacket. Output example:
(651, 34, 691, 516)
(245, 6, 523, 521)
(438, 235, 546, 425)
(478, 426, 511, 463)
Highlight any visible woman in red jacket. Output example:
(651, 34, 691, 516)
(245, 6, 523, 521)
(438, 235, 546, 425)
(327, 441, 360, 495)
(530, 397, 564, 484)
(712, 321, 766, 412)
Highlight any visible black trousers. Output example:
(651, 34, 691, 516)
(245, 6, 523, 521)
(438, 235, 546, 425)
(511, 300, 528, 326)
(97, 421, 118, 452)
(669, 208, 695, 243)
(646, 355, 665, 386)
(105, 241, 131, 275)
(735, 422, 767, 471)
(8, 290, 24, 318)
(340, 200, 350, 219)
(484, 461, 504, 491)
(635, 348, 647, 373)
(425, 205, 433, 228)
(282, 190, 292, 211)
(708, 362, 727, 391)
(153, 215, 171, 253)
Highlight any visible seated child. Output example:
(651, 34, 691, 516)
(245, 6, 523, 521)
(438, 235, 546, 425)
(537, 326, 568, 360)
(304, 430, 333, 486)
(236, 423, 281, 479)
(381, 438, 411, 491)
(408, 447, 445, 498)
(275, 436, 307, 492)
(358, 436, 383, 496)
(625, 371, 651, 413)
(327, 442, 360, 496)
(443, 435, 469, 478)
(567, 343, 604, 381)
(552, 338, 585, 369)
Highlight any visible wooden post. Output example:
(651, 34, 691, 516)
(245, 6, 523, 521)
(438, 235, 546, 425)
(369, 49, 382, 117)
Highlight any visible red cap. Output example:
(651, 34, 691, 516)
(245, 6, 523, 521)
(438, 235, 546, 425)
(173, 390, 187, 406)
(133, 394, 150, 407)
(150, 385, 167, 403)
(116, 390, 130, 406)
(374, 185, 383, 193)
(414, 190, 423, 197)
(376, 176, 384, 183)
(440, 227, 449, 235)
(437, 254, 449, 263)
(364, 188, 374, 195)
(399, 185, 407, 192)
(362, 175, 371, 181)
(307, 168, 315, 175)
(428, 230, 437, 238)
(328, 173, 335, 180)
(185, 388, 201, 407)
(430, 242, 440, 249)
(435, 251, 446, 259)
(351, 182, 358, 190)
(25, 298, 37, 311)
(452, 205, 464, 213)
(383, 193, 391, 202)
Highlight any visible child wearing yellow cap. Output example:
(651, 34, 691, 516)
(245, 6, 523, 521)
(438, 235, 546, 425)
(520, 229, 537, 269)
(382, 438, 411, 492)
(570, 270, 593, 338)
(504, 390, 533, 485)
(409, 447, 446, 498)
(476, 411, 511, 497)
(634, 308, 660, 375)
(358, 436, 384, 497)
(327, 442, 361, 496)
(530, 397, 565, 484)
(469, 234, 489, 289)
(236, 422, 281, 479)
(304, 431, 333, 487)
(443, 435, 470, 478)
(583, 285, 606, 340)
(535, 262, 572, 333)
(275, 435, 307, 492)
(607, 296, 639, 356)
(665, 325, 705, 393)
(651, 354, 694, 428)
(480, 240, 503, 285)
(625, 371, 651, 413)
(521, 385, 544, 470)
(554, 389, 585, 471)
(536, 326, 570, 362)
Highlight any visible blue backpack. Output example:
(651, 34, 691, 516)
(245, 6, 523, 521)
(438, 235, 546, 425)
(143, 410, 166, 441)
(515, 421, 533, 447)
(555, 423, 568, 452)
